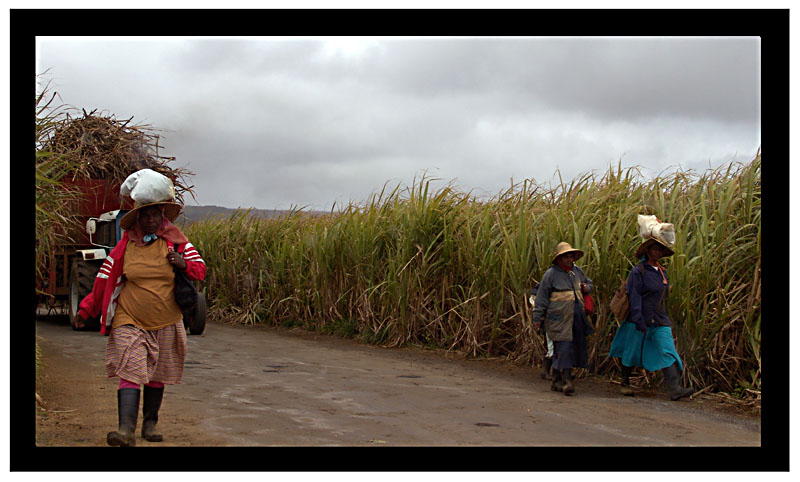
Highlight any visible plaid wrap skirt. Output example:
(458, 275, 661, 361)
(105, 321, 187, 385)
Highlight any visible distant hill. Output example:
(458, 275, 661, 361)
(176, 205, 327, 225)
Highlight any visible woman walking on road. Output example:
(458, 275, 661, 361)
(75, 170, 206, 446)
(532, 242, 594, 395)
(608, 235, 694, 401)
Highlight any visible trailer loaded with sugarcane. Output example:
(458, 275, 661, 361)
(36, 109, 206, 334)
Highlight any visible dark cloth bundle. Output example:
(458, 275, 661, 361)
(173, 244, 198, 312)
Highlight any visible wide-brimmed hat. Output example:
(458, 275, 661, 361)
(552, 241, 584, 265)
(118, 168, 182, 230)
(635, 237, 675, 259)
(119, 200, 183, 230)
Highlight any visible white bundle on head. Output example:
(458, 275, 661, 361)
(637, 214, 675, 246)
(120, 168, 175, 204)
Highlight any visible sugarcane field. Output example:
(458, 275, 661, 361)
(27, 21, 774, 463)
(33, 81, 762, 452)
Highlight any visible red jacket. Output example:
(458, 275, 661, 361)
(78, 232, 207, 335)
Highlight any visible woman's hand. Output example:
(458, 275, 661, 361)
(72, 315, 85, 329)
(580, 282, 590, 294)
(167, 250, 187, 270)
(73, 308, 87, 329)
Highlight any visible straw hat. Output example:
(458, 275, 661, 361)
(118, 169, 182, 230)
(120, 200, 182, 230)
(552, 241, 584, 265)
(635, 237, 675, 259)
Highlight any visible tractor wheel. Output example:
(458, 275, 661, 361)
(69, 260, 101, 331)
(183, 291, 207, 335)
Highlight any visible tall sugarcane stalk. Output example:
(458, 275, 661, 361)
(184, 154, 761, 399)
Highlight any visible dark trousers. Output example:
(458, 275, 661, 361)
(552, 300, 591, 371)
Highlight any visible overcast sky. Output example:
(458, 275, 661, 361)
(35, 36, 760, 211)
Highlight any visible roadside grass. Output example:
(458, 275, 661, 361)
(35, 339, 43, 381)
(184, 154, 760, 400)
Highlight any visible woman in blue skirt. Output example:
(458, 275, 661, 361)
(608, 237, 694, 401)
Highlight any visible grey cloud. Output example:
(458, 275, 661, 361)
(340, 38, 759, 125)
(519, 38, 759, 124)
(36, 36, 760, 212)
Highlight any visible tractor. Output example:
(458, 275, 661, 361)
(39, 178, 207, 335)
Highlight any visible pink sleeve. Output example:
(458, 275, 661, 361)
(181, 242, 207, 281)
(77, 243, 119, 319)
(77, 277, 105, 319)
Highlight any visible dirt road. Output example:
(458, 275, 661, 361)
(35, 314, 761, 447)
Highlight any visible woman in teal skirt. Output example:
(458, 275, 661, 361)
(608, 237, 694, 401)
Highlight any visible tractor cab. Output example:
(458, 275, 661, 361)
(85, 209, 128, 251)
